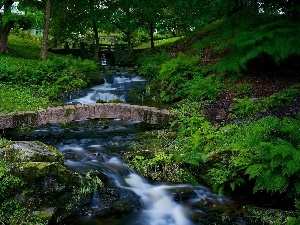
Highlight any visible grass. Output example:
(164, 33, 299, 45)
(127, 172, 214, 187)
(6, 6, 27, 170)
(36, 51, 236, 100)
(135, 37, 183, 49)
(0, 83, 58, 114)
(8, 35, 57, 60)
(0, 35, 56, 114)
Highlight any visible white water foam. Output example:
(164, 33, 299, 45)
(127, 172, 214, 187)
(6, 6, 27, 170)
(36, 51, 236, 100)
(122, 173, 194, 225)
(68, 75, 146, 104)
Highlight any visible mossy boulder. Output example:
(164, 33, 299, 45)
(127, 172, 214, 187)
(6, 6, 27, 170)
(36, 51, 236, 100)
(241, 205, 299, 225)
(18, 162, 77, 186)
(0, 141, 64, 164)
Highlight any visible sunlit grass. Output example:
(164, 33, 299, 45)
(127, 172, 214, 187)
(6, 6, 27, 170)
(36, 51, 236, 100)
(0, 84, 58, 114)
(8, 35, 57, 60)
(135, 37, 183, 49)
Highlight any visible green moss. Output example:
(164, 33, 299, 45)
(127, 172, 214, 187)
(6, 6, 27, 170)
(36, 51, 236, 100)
(64, 108, 75, 117)
(19, 162, 76, 185)
(0, 141, 64, 164)
(242, 205, 298, 225)
(96, 99, 107, 103)
(12, 111, 37, 128)
(108, 99, 124, 103)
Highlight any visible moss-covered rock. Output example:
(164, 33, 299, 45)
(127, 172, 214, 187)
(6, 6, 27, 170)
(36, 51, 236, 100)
(0, 140, 64, 164)
(0, 139, 99, 224)
(18, 162, 77, 186)
(241, 205, 299, 225)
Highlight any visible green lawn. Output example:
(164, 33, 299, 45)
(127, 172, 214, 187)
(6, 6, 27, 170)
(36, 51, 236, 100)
(135, 37, 183, 49)
(0, 84, 57, 114)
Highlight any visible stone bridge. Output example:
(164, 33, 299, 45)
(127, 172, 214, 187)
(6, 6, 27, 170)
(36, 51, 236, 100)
(0, 103, 176, 129)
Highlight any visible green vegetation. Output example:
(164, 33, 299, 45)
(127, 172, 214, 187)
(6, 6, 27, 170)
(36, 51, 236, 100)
(0, 83, 55, 114)
(131, 12, 300, 214)
(230, 84, 300, 117)
(1, 0, 300, 223)
(127, 102, 300, 201)
(0, 157, 47, 224)
(0, 35, 100, 114)
(135, 37, 182, 49)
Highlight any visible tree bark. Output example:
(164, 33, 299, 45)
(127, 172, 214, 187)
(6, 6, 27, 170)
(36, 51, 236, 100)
(127, 31, 133, 54)
(0, 0, 14, 53)
(149, 21, 155, 49)
(41, 0, 51, 60)
(92, 20, 100, 62)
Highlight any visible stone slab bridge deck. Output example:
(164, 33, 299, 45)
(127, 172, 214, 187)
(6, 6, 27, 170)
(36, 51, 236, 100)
(0, 103, 176, 129)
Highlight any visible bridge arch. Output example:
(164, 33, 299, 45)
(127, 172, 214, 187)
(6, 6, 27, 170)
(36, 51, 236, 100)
(0, 103, 176, 129)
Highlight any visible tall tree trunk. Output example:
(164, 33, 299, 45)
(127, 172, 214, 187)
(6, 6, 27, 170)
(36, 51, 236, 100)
(127, 31, 133, 54)
(149, 21, 155, 49)
(0, 0, 14, 53)
(41, 0, 50, 60)
(92, 20, 100, 62)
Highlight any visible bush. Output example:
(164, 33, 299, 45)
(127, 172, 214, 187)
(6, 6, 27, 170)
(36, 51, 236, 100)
(138, 51, 170, 78)
(159, 53, 201, 102)
(230, 84, 300, 117)
(0, 54, 99, 100)
(207, 115, 300, 196)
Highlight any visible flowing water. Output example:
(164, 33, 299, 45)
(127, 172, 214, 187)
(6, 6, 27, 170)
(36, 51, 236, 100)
(10, 119, 231, 225)
(68, 67, 146, 104)
(8, 68, 238, 224)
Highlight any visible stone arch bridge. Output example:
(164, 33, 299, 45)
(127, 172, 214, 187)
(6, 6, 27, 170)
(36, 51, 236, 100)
(0, 103, 176, 129)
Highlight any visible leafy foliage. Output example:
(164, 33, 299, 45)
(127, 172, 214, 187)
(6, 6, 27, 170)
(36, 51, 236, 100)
(207, 116, 300, 195)
(0, 200, 47, 225)
(230, 84, 300, 117)
(1, 36, 99, 101)
(191, 10, 300, 74)
(0, 159, 45, 224)
(138, 50, 171, 78)
(170, 101, 220, 165)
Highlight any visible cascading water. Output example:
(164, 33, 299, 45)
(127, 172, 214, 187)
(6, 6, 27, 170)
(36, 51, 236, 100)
(9, 119, 232, 225)
(68, 68, 146, 104)
(7, 68, 241, 224)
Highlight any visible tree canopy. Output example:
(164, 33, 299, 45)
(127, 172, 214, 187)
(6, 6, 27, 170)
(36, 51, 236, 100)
(0, 0, 299, 59)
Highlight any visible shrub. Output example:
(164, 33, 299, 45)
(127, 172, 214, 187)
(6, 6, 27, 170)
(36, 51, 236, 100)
(138, 51, 170, 78)
(159, 53, 201, 102)
(0, 54, 99, 100)
(208, 116, 300, 197)
(180, 75, 224, 101)
(230, 84, 300, 117)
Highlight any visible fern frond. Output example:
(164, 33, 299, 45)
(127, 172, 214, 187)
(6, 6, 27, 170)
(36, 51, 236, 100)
(245, 164, 268, 179)
(254, 170, 289, 193)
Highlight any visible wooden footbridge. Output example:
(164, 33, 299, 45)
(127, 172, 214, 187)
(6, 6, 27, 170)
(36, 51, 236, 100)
(49, 42, 129, 65)
(0, 103, 176, 129)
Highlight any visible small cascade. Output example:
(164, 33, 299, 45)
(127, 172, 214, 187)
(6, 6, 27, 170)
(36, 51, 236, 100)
(9, 113, 235, 225)
(120, 173, 194, 225)
(68, 68, 146, 104)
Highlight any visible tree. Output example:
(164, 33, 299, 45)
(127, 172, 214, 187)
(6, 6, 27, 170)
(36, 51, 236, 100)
(0, 0, 14, 53)
(19, 0, 51, 60)
(137, 0, 169, 49)
(41, 0, 50, 60)
(50, 0, 108, 61)
(104, 0, 140, 53)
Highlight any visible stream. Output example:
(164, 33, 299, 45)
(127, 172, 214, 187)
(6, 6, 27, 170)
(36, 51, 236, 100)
(9, 68, 242, 225)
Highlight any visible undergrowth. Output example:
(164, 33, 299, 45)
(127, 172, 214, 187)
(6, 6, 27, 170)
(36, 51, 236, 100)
(230, 84, 300, 117)
(0, 35, 100, 103)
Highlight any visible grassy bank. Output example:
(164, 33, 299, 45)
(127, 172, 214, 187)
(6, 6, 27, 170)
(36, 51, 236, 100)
(127, 11, 300, 224)
(0, 35, 100, 114)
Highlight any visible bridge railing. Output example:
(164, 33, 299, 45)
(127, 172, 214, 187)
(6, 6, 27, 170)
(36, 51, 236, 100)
(89, 43, 128, 53)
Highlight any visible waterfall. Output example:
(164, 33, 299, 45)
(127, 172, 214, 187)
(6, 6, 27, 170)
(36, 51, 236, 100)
(68, 68, 146, 104)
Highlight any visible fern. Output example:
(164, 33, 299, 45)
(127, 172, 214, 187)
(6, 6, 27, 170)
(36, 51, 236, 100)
(245, 164, 268, 179)
(253, 170, 289, 193)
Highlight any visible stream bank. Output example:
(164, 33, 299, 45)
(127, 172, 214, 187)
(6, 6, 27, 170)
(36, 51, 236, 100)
(1, 66, 299, 225)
